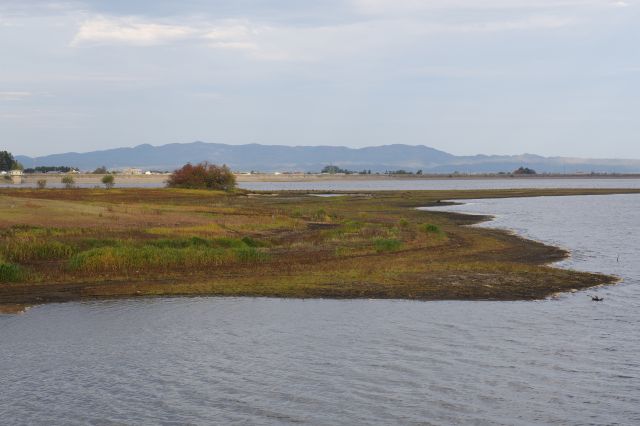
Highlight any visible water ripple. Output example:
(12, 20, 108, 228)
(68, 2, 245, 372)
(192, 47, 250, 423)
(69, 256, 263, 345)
(2, 194, 640, 424)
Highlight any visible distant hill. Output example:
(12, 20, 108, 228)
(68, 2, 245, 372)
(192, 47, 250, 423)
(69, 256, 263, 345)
(15, 142, 640, 173)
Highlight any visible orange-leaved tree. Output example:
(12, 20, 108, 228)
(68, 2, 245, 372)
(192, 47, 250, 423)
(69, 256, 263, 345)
(166, 162, 236, 191)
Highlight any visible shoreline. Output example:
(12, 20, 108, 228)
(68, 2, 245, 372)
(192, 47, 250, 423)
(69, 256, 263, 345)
(1, 188, 637, 310)
(3, 172, 640, 188)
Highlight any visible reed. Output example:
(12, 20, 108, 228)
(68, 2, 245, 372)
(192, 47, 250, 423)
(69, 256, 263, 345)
(2, 239, 75, 262)
(0, 263, 23, 282)
(67, 244, 269, 274)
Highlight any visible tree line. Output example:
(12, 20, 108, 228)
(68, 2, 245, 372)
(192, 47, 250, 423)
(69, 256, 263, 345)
(0, 151, 22, 172)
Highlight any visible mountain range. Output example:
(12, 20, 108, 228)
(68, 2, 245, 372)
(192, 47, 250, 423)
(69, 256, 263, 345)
(15, 142, 640, 174)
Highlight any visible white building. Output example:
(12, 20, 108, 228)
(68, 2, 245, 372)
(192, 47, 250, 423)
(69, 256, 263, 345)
(122, 168, 143, 175)
(9, 169, 23, 184)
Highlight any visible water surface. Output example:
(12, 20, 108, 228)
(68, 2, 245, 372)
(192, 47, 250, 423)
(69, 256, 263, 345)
(240, 177, 640, 191)
(1, 194, 639, 425)
(3, 177, 640, 191)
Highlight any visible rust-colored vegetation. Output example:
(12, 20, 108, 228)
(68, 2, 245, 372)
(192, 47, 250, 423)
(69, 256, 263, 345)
(1, 187, 638, 305)
(166, 162, 236, 190)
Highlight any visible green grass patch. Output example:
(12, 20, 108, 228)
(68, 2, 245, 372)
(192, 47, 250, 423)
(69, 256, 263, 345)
(341, 220, 363, 233)
(420, 224, 441, 234)
(0, 263, 23, 282)
(80, 238, 124, 249)
(241, 236, 269, 248)
(235, 247, 270, 262)
(311, 209, 331, 222)
(373, 238, 403, 253)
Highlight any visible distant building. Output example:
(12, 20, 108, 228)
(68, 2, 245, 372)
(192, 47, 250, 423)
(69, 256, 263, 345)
(123, 168, 143, 175)
(9, 169, 23, 184)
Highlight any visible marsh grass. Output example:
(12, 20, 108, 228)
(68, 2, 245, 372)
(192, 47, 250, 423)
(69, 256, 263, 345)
(2, 239, 75, 262)
(147, 236, 259, 249)
(373, 238, 403, 253)
(1, 187, 635, 304)
(311, 209, 331, 222)
(67, 244, 269, 274)
(241, 236, 269, 247)
(0, 263, 23, 282)
(421, 223, 442, 234)
(147, 223, 225, 237)
(340, 220, 364, 234)
(79, 238, 124, 250)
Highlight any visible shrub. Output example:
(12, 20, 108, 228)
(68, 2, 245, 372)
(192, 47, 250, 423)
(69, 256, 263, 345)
(373, 238, 403, 253)
(101, 174, 115, 189)
(311, 209, 330, 222)
(420, 224, 441, 234)
(61, 175, 75, 189)
(166, 162, 236, 191)
(513, 167, 536, 175)
(0, 263, 23, 282)
(36, 179, 47, 189)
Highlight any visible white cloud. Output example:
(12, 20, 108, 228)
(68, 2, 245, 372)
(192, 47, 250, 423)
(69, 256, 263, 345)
(65, 3, 595, 63)
(71, 16, 194, 46)
(71, 16, 265, 52)
(0, 91, 32, 101)
(202, 22, 260, 50)
(70, 11, 578, 53)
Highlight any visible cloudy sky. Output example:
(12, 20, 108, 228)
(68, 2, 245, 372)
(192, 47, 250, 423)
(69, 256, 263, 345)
(1, 0, 638, 158)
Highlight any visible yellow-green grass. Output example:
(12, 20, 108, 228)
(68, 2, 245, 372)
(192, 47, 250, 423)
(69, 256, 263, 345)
(1, 187, 639, 305)
(67, 244, 268, 275)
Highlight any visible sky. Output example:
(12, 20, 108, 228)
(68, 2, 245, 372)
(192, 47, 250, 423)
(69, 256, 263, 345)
(1, 0, 638, 158)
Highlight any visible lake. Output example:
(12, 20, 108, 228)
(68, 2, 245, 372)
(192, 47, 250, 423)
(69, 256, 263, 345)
(2, 177, 640, 191)
(1, 193, 639, 424)
(240, 178, 640, 191)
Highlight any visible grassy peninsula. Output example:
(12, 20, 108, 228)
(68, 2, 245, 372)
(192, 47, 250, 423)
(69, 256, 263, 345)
(1, 187, 638, 306)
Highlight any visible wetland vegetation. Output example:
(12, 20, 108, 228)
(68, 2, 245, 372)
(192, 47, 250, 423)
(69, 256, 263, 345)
(1, 187, 639, 305)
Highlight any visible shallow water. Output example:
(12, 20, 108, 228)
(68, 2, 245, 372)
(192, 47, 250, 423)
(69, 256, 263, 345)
(3, 177, 640, 191)
(1, 194, 640, 425)
(240, 177, 640, 191)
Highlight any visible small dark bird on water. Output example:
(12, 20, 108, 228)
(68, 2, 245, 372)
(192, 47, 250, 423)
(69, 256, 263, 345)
(591, 295, 604, 302)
